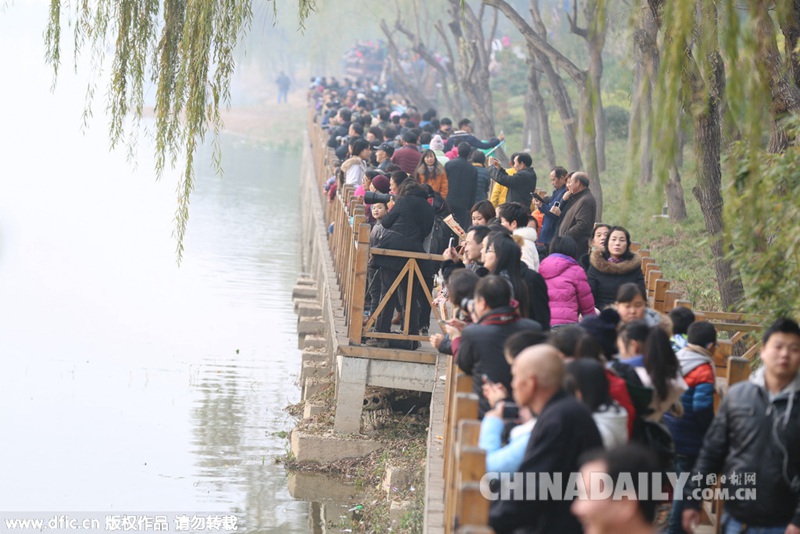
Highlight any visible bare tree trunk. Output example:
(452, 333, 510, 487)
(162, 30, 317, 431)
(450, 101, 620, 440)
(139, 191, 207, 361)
(484, 0, 585, 170)
(435, 21, 465, 119)
(631, 0, 659, 184)
(568, 0, 607, 172)
(630, 29, 653, 184)
(587, 1, 606, 173)
(393, 19, 463, 121)
(523, 89, 538, 152)
(528, 51, 556, 166)
(448, 1, 498, 139)
(780, 0, 800, 89)
(579, 81, 603, 221)
(529, 0, 581, 170)
(666, 167, 687, 221)
(756, 4, 800, 153)
(691, 48, 744, 311)
(380, 21, 437, 112)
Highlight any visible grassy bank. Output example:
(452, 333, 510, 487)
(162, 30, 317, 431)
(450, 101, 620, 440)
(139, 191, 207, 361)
(496, 97, 721, 311)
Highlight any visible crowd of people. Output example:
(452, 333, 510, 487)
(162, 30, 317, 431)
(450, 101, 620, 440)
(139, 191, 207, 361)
(310, 77, 800, 534)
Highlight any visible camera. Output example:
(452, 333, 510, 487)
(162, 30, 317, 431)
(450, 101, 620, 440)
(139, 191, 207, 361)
(364, 191, 394, 204)
(460, 297, 474, 312)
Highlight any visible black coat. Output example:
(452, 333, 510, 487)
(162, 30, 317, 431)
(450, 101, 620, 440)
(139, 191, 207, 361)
(444, 157, 478, 215)
(474, 165, 491, 203)
(521, 263, 551, 330)
(374, 189, 435, 273)
(489, 390, 603, 534)
(685, 372, 800, 528)
(456, 306, 542, 416)
(475, 264, 551, 330)
(586, 250, 646, 309)
(327, 121, 350, 149)
(489, 166, 537, 206)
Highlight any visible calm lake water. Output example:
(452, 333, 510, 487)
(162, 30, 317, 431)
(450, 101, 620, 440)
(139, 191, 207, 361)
(0, 5, 340, 532)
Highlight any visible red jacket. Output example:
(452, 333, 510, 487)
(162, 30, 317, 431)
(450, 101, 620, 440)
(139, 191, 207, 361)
(606, 369, 636, 438)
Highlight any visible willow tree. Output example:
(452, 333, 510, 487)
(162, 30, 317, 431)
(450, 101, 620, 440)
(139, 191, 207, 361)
(484, 0, 604, 219)
(44, 0, 315, 261)
(651, 0, 800, 313)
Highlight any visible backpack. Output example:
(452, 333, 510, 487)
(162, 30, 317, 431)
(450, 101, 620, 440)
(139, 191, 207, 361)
(421, 185, 456, 256)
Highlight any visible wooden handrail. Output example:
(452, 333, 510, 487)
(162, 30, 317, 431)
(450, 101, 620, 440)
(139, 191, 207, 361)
(307, 114, 447, 348)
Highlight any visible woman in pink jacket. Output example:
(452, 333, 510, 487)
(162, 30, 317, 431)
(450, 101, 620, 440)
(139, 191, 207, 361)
(539, 236, 597, 327)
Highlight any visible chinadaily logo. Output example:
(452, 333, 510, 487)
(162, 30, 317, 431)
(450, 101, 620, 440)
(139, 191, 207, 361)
(479, 471, 757, 501)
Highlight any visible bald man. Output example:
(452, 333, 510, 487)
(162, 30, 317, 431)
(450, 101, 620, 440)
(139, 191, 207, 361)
(489, 345, 603, 534)
(557, 171, 597, 257)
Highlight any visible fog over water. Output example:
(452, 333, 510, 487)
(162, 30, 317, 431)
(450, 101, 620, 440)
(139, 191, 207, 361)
(0, 2, 326, 531)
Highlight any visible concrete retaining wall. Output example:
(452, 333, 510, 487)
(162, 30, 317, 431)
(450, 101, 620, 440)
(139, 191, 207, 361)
(290, 131, 438, 441)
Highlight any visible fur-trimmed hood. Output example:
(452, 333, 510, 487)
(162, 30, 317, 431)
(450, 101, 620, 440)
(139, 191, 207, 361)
(589, 249, 643, 275)
(341, 156, 364, 173)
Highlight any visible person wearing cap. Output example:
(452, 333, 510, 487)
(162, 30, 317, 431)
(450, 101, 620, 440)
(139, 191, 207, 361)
(556, 172, 597, 258)
(390, 131, 422, 175)
(376, 143, 394, 172)
(370, 174, 391, 195)
(444, 118, 505, 152)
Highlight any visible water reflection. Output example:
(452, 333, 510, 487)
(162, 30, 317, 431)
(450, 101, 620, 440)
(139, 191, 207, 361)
(0, 3, 355, 532)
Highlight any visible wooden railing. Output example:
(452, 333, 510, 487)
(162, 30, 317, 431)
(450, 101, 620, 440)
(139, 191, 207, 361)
(307, 109, 445, 347)
(630, 242, 760, 534)
(442, 358, 493, 533)
(630, 242, 762, 372)
(310, 104, 765, 533)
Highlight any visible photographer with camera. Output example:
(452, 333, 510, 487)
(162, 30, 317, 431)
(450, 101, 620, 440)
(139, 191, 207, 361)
(479, 330, 549, 473)
(455, 275, 543, 417)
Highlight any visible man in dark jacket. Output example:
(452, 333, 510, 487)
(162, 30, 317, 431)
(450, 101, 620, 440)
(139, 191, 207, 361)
(556, 172, 596, 257)
(444, 118, 505, 151)
(488, 153, 537, 207)
(536, 166, 568, 247)
(327, 107, 351, 149)
(455, 275, 542, 416)
(683, 318, 800, 534)
(471, 150, 491, 203)
(445, 142, 479, 230)
(371, 181, 435, 345)
(489, 344, 603, 534)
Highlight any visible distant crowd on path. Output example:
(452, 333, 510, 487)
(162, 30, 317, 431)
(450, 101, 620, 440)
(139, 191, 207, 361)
(310, 76, 800, 534)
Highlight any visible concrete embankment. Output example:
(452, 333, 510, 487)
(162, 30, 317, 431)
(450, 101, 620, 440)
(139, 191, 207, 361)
(285, 130, 448, 532)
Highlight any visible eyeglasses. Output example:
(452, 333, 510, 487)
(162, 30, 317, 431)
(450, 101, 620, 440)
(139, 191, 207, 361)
(485, 248, 496, 254)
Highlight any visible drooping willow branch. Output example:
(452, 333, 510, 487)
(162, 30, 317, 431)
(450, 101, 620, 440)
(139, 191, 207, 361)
(44, 0, 315, 262)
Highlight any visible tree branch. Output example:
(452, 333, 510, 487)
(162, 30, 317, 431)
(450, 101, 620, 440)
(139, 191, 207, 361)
(483, 0, 586, 83)
(567, 0, 589, 39)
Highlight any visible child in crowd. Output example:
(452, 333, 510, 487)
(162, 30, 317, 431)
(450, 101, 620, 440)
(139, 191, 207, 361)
(365, 202, 389, 321)
(668, 306, 695, 353)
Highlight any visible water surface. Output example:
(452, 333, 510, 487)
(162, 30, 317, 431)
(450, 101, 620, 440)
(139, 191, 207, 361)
(0, 5, 322, 529)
